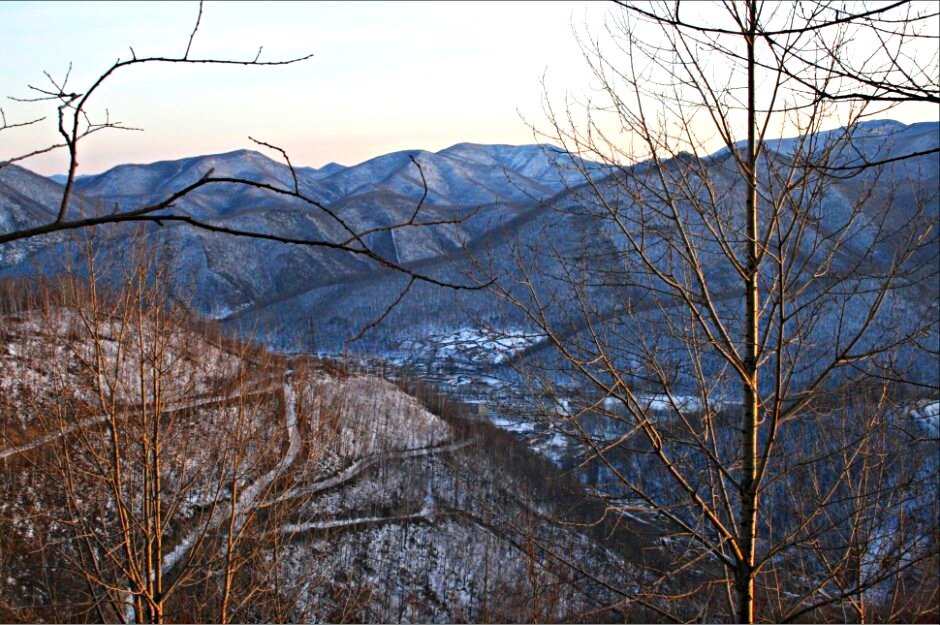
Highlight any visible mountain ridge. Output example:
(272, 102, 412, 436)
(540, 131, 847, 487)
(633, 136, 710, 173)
(3, 119, 936, 336)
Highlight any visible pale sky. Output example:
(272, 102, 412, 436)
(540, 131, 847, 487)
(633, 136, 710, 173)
(1, 1, 936, 176)
(0, 1, 608, 175)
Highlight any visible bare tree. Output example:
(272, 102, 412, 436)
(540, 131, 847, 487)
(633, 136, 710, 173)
(0, 4, 502, 616)
(2, 228, 531, 623)
(0, 1, 483, 310)
(486, 1, 938, 621)
(0, 227, 347, 623)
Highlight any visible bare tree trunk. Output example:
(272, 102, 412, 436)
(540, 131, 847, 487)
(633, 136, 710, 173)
(738, 3, 760, 622)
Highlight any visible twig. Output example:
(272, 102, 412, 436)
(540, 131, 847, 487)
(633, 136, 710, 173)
(249, 136, 299, 194)
(184, 1, 204, 60)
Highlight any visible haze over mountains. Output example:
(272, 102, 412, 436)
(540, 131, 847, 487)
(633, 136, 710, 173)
(1, 120, 937, 363)
(1, 141, 605, 317)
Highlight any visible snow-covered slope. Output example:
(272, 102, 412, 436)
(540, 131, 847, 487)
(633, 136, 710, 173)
(315, 142, 603, 205)
(761, 119, 940, 163)
(72, 149, 344, 215)
(3, 120, 937, 344)
(67, 142, 599, 210)
(0, 297, 644, 623)
(1, 141, 606, 319)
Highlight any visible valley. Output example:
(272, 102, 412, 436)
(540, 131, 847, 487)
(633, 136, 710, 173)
(1, 120, 938, 622)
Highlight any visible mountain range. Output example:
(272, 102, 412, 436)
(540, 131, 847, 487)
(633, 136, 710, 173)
(1, 141, 605, 319)
(1, 121, 937, 371)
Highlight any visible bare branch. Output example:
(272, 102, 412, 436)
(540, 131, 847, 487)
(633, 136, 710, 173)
(184, 0, 204, 60)
(249, 135, 299, 194)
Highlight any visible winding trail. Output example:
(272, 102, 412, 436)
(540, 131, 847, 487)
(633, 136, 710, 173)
(160, 369, 301, 575)
(121, 370, 298, 623)
(271, 437, 475, 505)
(281, 508, 445, 534)
(0, 377, 279, 461)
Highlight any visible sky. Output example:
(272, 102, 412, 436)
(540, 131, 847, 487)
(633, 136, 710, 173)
(0, 1, 609, 175)
(1, 1, 936, 176)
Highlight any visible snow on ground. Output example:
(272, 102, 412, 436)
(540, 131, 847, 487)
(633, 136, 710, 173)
(490, 415, 536, 434)
(402, 327, 544, 367)
(160, 370, 301, 577)
(600, 392, 725, 415)
(638, 393, 704, 413)
(0, 307, 248, 426)
(307, 375, 452, 459)
(2, 300, 649, 623)
(905, 399, 940, 437)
